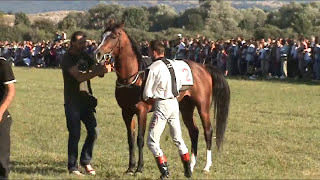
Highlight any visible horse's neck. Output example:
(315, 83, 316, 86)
(116, 40, 139, 79)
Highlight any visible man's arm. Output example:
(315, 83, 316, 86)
(68, 64, 112, 83)
(0, 83, 15, 122)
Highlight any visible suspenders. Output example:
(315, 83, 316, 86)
(161, 58, 179, 97)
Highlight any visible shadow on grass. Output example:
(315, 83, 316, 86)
(11, 160, 67, 175)
(226, 75, 320, 86)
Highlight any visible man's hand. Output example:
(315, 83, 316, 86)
(105, 63, 112, 72)
(0, 111, 3, 123)
(145, 98, 155, 105)
(92, 64, 111, 77)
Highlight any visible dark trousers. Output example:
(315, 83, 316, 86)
(64, 104, 97, 171)
(0, 111, 11, 180)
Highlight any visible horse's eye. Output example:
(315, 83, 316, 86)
(112, 35, 117, 39)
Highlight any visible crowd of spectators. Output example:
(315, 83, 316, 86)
(1, 32, 320, 81)
(140, 34, 320, 81)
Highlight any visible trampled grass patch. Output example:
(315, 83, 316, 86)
(8, 67, 320, 179)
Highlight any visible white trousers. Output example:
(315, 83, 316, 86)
(147, 98, 188, 157)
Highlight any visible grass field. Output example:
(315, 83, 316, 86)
(8, 67, 320, 179)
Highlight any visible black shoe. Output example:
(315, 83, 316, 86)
(158, 162, 170, 178)
(156, 156, 170, 178)
(181, 153, 192, 178)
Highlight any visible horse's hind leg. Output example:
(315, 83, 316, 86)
(122, 109, 136, 174)
(180, 98, 198, 172)
(197, 102, 213, 172)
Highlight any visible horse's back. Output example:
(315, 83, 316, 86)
(182, 60, 213, 102)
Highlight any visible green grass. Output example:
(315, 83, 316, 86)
(8, 67, 320, 179)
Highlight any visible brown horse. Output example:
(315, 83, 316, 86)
(94, 22, 230, 174)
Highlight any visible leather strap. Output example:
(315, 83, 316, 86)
(161, 58, 179, 97)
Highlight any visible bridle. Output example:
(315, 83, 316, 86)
(96, 32, 121, 65)
(97, 31, 145, 88)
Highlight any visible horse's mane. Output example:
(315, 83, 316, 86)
(103, 22, 142, 69)
(127, 35, 142, 69)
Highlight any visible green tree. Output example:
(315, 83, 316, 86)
(32, 19, 56, 33)
(14, 12, 31, 26)
(178, 8, 205, 31)
(58, 12, 85, 30)
(291, 12, 312, 35)
(200, 1, 242, 37)
(239, 8, 266, 31)
(123, 7, 149, 31)
(187, 14, 205, 31)
(87, 4, 124, 30)
(254, 25, 282, 39)
(148, 4, 178, 31)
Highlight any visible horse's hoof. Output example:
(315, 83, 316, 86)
(202, 168, 210, 174)
(134, 170, 143, 176)
(136, 169, 143, 173)
(124, 169, 135, 176)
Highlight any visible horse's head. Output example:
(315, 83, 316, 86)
(94, 21, 125, 65)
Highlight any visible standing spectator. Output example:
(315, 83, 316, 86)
(0, 56, 16, 180)
(55, 31, 62, 42)
(271, 39, 281, 78)
(175, 36, 186, 60)
(227, 40, 238, 75)
(207, 41, 217, 66)
(303, 42, 313, 78)
(163, 40, 171, 59)
(141, 40, 149, 57)
(259, 42, 270, 77)
(246, 41, 256, 76)
(62, 31, 67, 41)
(187, 41, 196, 61)
(314, 37, 320, 81)
(290, 40, 300, 78)
(217, 46, 228, 76)
(280, 39, 289, 79)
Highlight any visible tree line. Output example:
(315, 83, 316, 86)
(0, 1, 320, 42)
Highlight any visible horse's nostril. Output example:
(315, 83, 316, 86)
(97, 52, 101, 59)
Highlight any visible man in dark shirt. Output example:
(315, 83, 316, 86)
(0, 57, 16, 180)
(61, 31, 111, 176)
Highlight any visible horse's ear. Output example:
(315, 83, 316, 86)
(108, 18, 115, 25)
(120, 20, 125, 29)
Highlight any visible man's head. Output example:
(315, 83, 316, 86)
(149, 40, 165, 61)
(70, 31, 87, 52)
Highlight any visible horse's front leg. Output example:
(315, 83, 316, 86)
(135, 101, 151, 173)
(122, 109, 136, 175)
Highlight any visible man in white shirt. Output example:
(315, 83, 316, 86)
(143, 40, 192, 179)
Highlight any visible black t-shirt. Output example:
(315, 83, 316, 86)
(61, 51, 94, 105)
(0, 57, 16, 102)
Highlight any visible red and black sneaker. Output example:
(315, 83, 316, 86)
(181, 153, 192, 178)
(156, 155, 170, 179)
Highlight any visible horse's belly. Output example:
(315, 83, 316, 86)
(115, 86, 141, 109)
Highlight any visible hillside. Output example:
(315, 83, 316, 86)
(0, 0, 310, 14)
(1, 11, 83, 26)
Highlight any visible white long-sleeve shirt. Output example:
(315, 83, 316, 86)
(143, 59, 193, 101)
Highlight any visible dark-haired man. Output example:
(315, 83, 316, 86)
(0, 56, 16, 180)
(143, 40, 192, 179)
(61, 31, 111, 176)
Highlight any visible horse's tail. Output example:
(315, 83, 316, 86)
(205, 65, 230, 151)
